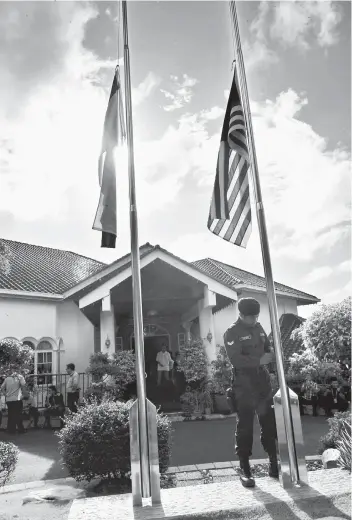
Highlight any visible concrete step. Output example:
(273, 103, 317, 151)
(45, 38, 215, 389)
(68, 468, 350, 520)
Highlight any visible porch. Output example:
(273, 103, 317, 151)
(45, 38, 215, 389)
(77, 254, 236, 408)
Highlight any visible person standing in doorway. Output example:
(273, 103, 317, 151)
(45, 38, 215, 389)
(0, 372, 26, 434)
(156, 345, 172, 386)
(224, 297, 279, 488)
(66, 364, 79, 413)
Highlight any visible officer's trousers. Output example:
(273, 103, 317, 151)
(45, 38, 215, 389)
(233, 367, 277, 460)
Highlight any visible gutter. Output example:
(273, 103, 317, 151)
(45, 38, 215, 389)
(234, 284, 320, 304)
(0, 289, 63, 302)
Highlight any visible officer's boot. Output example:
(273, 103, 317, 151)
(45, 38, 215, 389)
(239, 458, 255, 488)
(268, 453, 279, 479)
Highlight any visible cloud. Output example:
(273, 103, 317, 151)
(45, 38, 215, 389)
(132, 71, 161, 106)
(242, 1, 343, 71)
(337, 260, 351, 274)
(160, 74, 198, 112)
(270, 1, 343, 50)
(304, 266, 333, 284)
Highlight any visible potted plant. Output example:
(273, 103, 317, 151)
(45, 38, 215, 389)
(199, 380, 213, 416)
(180, 386, 196, 420)
(210, 345, 233, 414)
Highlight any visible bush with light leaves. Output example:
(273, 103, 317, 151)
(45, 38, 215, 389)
(57, 400, 172, 482)
(86, 350, 136, 401)
(0, 442, 19, 487)
(287, 347, 342, 384)
(292, 297, 351, 363)
(176, 336, 208, 384)
(0, 338, 34, 378)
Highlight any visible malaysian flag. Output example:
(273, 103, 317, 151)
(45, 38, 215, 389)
(207, 67, 252, 247)
(93, 67, 126, 248)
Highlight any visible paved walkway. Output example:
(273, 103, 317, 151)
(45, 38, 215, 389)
(0, 415, 330, 485)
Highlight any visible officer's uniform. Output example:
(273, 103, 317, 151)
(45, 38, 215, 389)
(224, 318, 277, 461)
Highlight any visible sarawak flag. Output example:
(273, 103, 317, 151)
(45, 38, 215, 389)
(93, 67, 126, 248)
(207, 66, 252, 247)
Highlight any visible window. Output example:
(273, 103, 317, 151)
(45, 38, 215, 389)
(36, 341, 53, 384)
(178, 333, 186, 348)
(115, 336, 123, 351)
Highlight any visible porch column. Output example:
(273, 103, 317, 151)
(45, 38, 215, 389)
(100, 294, 115, 358)
(181, 321, 192, 342)
(198, 286, 217, 365)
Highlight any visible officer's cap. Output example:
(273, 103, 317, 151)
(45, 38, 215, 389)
(238, 297, 260, 317)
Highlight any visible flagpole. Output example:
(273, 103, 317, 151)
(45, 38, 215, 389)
(229, 1, 300, 484)
(121, 0, 151, 498)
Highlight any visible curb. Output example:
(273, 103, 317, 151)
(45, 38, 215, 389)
(166, 413, 238, 422)
(0, 455, 322, 495)
(0, 476, 75, 496)
(166, 455, 322, 474)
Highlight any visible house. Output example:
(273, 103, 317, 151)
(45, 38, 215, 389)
(0, 239, 319, 384)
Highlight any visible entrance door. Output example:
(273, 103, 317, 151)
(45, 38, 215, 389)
(131, 335, 170, 384)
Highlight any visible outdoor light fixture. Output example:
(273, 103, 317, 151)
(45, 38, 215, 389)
(207, 331, 213, 343)
(105, 336, 111, 348)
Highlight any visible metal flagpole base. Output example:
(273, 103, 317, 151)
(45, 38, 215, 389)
(273, 386, 308, 489)
(129, 398, 161, 507)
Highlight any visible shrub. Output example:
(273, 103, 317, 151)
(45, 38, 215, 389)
(177, 336, 208, 384)
(0, 442, 19, 486)
(318, 411, 351, 454)
(287, 348, 342, 384)
(57, 399, 172, 482)
(294, 297, 351, 363)
(86, 350, 136, 401)
(336, 419, 351, 472)
(0, 338, 34, 378)
(210, 345, 233, 395)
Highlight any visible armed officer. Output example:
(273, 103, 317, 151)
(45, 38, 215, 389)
(224, 297, 279, 488)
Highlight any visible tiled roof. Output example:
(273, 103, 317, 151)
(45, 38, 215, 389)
(192, 258, 319, 304)
(0, 239, 107, 294)
(268, 314, 305, 368)
(0, 239, 320, 307)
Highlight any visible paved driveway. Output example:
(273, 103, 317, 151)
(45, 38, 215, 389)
(0, 415, 330, 485)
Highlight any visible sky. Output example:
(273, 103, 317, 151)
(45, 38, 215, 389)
(0, 1, 350, 318)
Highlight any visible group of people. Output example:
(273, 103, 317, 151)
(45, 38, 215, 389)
(299, 374, 350, 417)
(0, 363, 80, 434)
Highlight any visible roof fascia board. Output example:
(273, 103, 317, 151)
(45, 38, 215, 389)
(148, 250, 238, 302)
(235, 284, 319, 303)
(79, 250, 160, 309)
(0, 289, 63, 302)
(63, 252, 143, 299)
(79, 249, 238, 310)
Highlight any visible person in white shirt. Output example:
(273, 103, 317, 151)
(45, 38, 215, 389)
(0, 372, 26, 433)
(156, 345, 172, 386)
(66, 363, 80, 412)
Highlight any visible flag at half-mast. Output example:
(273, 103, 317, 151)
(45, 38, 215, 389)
(93, 66, 126, 248)
(207, 66, 252, 247)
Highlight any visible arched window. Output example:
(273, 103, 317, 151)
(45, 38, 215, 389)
(36, 340, 53, 385)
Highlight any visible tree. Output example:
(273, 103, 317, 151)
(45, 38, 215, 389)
(293, 297, 351, 363)
(0, 338, 34, 377)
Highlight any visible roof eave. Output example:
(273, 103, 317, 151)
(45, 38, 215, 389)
(0, 289, 63, 302)
(234, 284, 319, 305)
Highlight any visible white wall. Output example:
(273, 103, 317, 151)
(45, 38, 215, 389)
(0, 297, 94, 376)
(0, 298, 57, 340)
(214, 292, 298, 345)
(56, 301, 95, 374)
